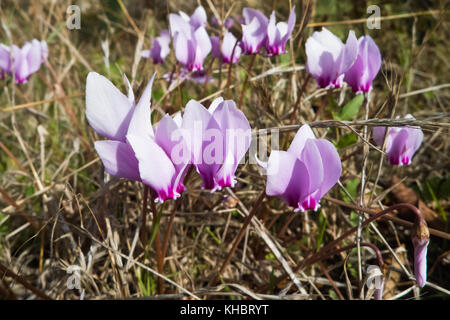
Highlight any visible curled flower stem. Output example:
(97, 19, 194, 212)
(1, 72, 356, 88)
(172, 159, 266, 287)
(238, 54, 257, 109)
(273, 202, 427, 289)
(210, 190, 266, 286)
(309, 242, 384, 269)
(324, 196, 450, 240)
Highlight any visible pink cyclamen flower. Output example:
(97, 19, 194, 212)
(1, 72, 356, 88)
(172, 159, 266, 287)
(240, 8, 269, 54)
(0, 39, 48, 83)
(174, 5, 207, 30)
(210, 32, 242, 64)
(142, 30, 171, 64)
(86, 72, 189, 202)
(259, 124, 342, 212)
(372, 114, 424, 166)
(169, 9, 211, 72)
(344, 35, 382, 93)
(412, 236, 429, 288)
(211, 16, 234, 29)
(305, 27, 358, 89)
(180, 98, 251, 192)
(411, 217, 430, 288)
(264, 7, 296, 56)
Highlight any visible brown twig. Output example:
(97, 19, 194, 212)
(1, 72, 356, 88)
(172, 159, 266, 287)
(0, 262, 52, 300)
(210, 190, 266, 286)
(238, 54, 257, 109)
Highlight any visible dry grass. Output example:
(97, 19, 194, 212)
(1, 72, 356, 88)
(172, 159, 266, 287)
(0, 0, 449, 300)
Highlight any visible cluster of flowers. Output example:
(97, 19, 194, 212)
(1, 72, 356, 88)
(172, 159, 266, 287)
(142, 6, 296, 80)
(0, 39, 48, 83)
(86, 71, 340, 213)
(86, 6, 427, 293)
(304, 28, 423, 165)
(305, 27, 382, 93)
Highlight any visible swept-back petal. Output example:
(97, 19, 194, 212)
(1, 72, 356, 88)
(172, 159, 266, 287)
(86, 72, 133, 141)
(155, 114, 189, 172)
(208, 97, 224, 114)
(222, 32, 241, 63)
(313, 139, 342, 198)
(299, 139, 324, 196)
(281, 6, 296, 44)
(266, 150, 310, 208)
(126, 73, 156, 139)
(0, 44, 11, 72)
(173, 32, 195, 69)
(336, 30, 358, 75)
(26, 39, 43, 74)
(169, 13, 191, 37)
(193, 27, 212, 68)
(181, 99, 213, 164)
(210, 36, 221, 59)
(190, 6, 207, 29)
(127, 133, 177, 202)
(387, 129, 408, 165)
(287, 124, 316, 157)
(211, 100, 251, 187)
(94, 140, 140, 181)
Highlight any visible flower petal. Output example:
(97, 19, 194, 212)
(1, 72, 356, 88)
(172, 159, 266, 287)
(266, 150, 310, 208)
(313, 139, 342, 199)
(287, 124, 316, 157)
(94, 140, 140, 181)
(126, 73, 156, 139)
(190, 6, 207, 29)
(336, 30, 358, 75)
(85, 72, 133, 141)
(127, 133, 177, 201)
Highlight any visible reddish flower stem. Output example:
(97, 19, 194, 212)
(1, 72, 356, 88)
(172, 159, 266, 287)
(273, 202, 426, 288)
(238, 54, 256, 109)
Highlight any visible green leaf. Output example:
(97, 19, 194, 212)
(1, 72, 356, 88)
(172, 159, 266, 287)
(336, 94, 364, 121)
(205, 226, 221, 245)
(339, 178, 361, 203)
(335, 133, 357, 149)
(315, 210, 327, 252)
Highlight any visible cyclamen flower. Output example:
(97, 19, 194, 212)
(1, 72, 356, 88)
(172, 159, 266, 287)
(180, 98, 251, 191)
(169, 9, 211, 72)
(211, 32, 241, 64)
(211, 16, 234, 29)
(0, 39, 48, 83)
(344, 35, 382, 93)
(264, 7, 296, 56)
(259, 124, 342, 212)
(86, 72, 189, 202)
(240, 8, 269, 54)
(372, 114, 424, 166)
(411, 217, 430, 288)
(305, 27, 358, 89)
(172, 6, 207, 30)
(142, 30, 171, 64)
